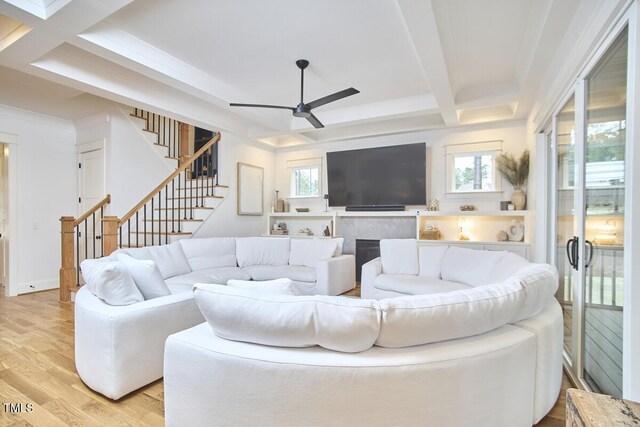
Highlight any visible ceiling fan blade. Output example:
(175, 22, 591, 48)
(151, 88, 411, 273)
(229, 103, 295, 111)
(306, 113, 324, 129)
(305, 87, 360, 110)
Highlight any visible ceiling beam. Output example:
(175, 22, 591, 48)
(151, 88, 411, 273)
(395, 0, 458, 126)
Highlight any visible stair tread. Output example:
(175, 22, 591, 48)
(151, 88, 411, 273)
(165, 156, 180, 160)
(165, 195, 223, 200)
(123, 231, 193, 236)
(142, 128, 159, 135)
(154, 206, 214, 210)
(177, 185, 227, 190)
(154, 143, 169, 148)
(144, 219, 203, 222)
(129, 113, 147, 121)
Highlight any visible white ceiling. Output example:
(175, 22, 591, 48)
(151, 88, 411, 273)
(0, 0, 621, 146)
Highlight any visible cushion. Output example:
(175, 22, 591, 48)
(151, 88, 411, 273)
(79, 257, 114, 293)
(418, 246, 449, 278)
(509, 263, 559, 323)
(236, 237, 290, 267)
(118, 242, 191, 279)
(289, 239, 337, 267)
(165, 267, 252, 287)
(193, 283, 381, 353)
(91, 261, 144, 306)
(376, 281, 525, 348)
(440, 247, 508, 286)
(242, 265, 316, 282)
(380, 239, 419, 275)
(488, 252, 531, 283)
(116, 253, 171, 300)
(179, 237, 237, 270)
(373, 274, 471, 296)
(227, 278, 301, 296)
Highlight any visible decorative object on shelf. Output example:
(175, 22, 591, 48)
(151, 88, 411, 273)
(496, 149, 529, 211)
(323, 226, 331, 236)
(420, 225, 441, 240)
(271, 222, 288, 235)
(324, 194, 329, 212)
(458, 219, 470, 240)
(497, 230, 509, 241)
(459, 204, 475, 211)
(298, 228, 313, 236)
(296, 208, 310, 212)
(507, 220, 524, 242)
(427, 199, 439, 211)
(500, 201, 510, 211)
(507, 203, 515, 211)
(237, 162, 264, 216)
(275, 190, 285, 213)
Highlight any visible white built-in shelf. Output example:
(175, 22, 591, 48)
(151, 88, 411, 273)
(417, 210, 530, 217)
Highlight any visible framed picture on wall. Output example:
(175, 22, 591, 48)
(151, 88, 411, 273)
(237, 162, 264, 215)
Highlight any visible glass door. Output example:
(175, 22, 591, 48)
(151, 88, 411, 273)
(582, 27, 627, 397)
(554, 95, 576, 362)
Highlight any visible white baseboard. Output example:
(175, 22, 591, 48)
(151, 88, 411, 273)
(18, 279, 58, 294)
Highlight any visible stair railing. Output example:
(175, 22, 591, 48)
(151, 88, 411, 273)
(59, 194, 111, 302)
(117, 133, 221, 249)
(132, 108, 186, 161)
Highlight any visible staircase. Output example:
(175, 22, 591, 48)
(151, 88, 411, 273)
(59, 109, 227, 301)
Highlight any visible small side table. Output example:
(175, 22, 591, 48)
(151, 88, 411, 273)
(566, 388, 640, 426)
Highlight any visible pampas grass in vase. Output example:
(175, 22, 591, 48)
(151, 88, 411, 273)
(496, 150, 529, 210)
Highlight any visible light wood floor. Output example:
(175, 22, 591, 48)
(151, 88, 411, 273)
(0, 287, 569, 426)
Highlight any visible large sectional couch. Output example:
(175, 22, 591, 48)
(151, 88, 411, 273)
(163, 239, 563, 427)
(75, 236, 354, 399)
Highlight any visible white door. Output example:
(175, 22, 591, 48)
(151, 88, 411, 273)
(78, 148, 105, 265)
(0, 144, 7, 286)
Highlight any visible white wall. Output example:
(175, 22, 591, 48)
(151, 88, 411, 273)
(274, 120, 529, 213)
(0, 105, 76, 294)
(75, 105, 171, 218)
(193, 132, 275, 237)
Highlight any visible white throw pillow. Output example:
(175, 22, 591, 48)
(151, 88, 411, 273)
(376, 280, 525, 348)
(235, 237, 291, 267)
(179, 237, 237, 270)
(118, 242, 191, 279)
(418, 246, 449, 278)
(227, 278, 301, 296)
(80, 257, 113, 293)
(380, 239, 419, 275)
(440, 246, 508, 286)
(194, 283, 381, 353)
(116, 253, 171, 300)
(92, 261, 144, 306)
(289, 239, 338, 267)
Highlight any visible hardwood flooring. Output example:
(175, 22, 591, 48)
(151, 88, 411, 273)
(0, 287, 569, 426)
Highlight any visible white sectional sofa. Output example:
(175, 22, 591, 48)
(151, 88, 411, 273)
(163, 240, 563, 426)
(75, 236, 354, 399)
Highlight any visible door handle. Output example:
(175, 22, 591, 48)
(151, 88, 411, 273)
(566, 237, 579, 270)
(585, 240, 594, 268)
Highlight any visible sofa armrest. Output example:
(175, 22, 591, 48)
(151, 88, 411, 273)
(314, 255, 355, 296)
(74, 287, 205, 399)
(361, 257, 382, 299)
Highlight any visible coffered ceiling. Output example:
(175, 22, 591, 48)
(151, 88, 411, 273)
(0, 0, 621, 146)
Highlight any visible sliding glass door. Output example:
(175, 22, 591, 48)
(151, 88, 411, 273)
(549, 25, 628, 397)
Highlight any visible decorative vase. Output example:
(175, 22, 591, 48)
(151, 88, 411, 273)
(511, 189, 526, 210)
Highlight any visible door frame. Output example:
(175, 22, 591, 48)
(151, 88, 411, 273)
(0, 133, 19, 297)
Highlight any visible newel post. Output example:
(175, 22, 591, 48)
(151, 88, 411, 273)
(59, 216, 76, 302)
(102, 216, 119, 256)
(179, 122, 190, 166)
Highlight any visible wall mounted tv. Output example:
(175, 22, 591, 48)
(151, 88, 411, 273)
(327, 143, 426, 207)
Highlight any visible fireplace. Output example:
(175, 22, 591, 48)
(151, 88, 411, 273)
(355, 239, 380, 282)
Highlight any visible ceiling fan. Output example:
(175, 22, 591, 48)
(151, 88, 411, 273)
(229, 59, 359, 129)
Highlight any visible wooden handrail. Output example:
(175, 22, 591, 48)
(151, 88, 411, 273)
(119, 133, 221, 225)
(74, 194, 111, 226)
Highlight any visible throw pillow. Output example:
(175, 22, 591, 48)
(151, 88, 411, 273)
(116, 253, 171, 300)
(117, 242, 191, 279)
(288, 239, 338, 267)
(380, 239, 419, 275)
(227, 278, 301, 296)
(194, 283, 381, 353)
(418, 246, 449, 278)
(92, 261, 144, 306)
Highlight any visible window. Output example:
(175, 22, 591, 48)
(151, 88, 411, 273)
(445, 140, 502, 193)
(287, 158, 322, 198)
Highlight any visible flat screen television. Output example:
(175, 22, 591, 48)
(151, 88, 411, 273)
(327, 143, 426, 207)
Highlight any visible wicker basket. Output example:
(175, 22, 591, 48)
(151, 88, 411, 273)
(420, 229, 441, 240)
